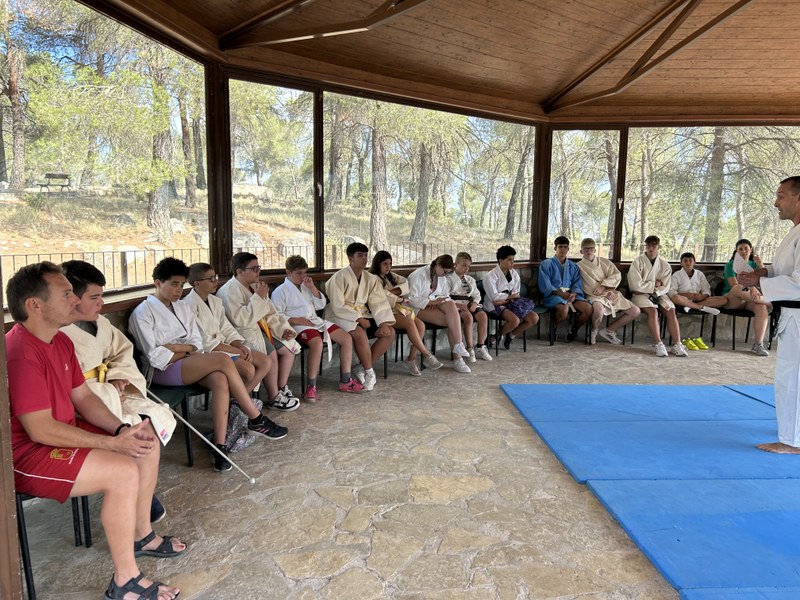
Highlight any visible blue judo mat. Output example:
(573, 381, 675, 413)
(500, 383, 800, 597)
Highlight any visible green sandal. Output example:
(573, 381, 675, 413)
(133, 530, 186, 558)
(104, 572, 179, 599)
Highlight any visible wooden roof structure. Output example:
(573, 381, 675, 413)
(89, 0, 798, 123)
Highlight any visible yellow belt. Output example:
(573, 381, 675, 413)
(83, 363, 108, 383)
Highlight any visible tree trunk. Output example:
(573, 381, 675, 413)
(6, 22, 25, 189)
(410, 143, 431, 242)
(147, 130, 173, 245)
(604, 135, 617, 243)
(559, 171, 570, 237)
(0, 107, 8, 182)
(192, 118, 207, 190)
(504, 128, 533, 239)
(369, 122, 388, 251)
(702, 127, 726, 262)
(479, 169, 497, 229)
(178, 97, 197, 207)
(325, 98, 344, 210)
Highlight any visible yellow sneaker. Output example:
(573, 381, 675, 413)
(693, 337, 709, 350)
(682, 338, 699, 351)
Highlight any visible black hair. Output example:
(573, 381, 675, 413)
(730, 239, 753, 261)
(61, 260, 106, 299)
(152, 257, 189, 281)
(6, 261, 63, 322)
(496, 245, 516, 261)
(346, 242, 369, 257)
(231, 252, 258, 273)
(369, 250, 398, 286)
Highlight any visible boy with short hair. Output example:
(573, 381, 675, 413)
(271, 255, 364, 400)
(447, 252, 492, 362)
(538, 236, 592, 342)
(216, 252, 301, 410)
(627, 235, 689, 357)
(669, 252, 727, 350)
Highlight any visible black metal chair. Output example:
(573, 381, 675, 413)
(16, 493, 91, 600)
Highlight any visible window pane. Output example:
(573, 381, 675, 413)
(323, 93, 535, 267)
(1, 0, 208, 295)
(229, 81, 314, 270)
(623, 126, 800, 262)
(549, 130, 619, 259)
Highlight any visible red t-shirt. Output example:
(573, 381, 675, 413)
(6, 323, 85, 458)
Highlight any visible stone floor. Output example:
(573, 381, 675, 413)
(19, 331, 775, 599)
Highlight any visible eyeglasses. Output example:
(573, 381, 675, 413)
(243, 266, 261, 272)
(195, 275, 219, 282)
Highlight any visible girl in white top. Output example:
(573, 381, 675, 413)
(369, 251, 443, 376)
(447, 252, 492, 362)
(407, 254, 472, 373)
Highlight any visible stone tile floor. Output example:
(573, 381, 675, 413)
(20, 334, 775, 599)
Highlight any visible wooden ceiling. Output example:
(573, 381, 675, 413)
(92, 0, 800, 123)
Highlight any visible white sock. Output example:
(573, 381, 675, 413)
(683, 306, 691, 313)
(700, 306, 720, 315)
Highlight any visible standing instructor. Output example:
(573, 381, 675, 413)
(740, 176, 800, 454)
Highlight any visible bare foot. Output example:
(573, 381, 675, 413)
(756, 442, 800, 454)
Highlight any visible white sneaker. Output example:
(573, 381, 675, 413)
(683, 306, 691, 313)
(453, 358, 471, 373)
(352, 365, 365, 384)
(598, 328, 622, 345)
(423, 354, 443, 370)
(404, 359, 422, 376)
(452, 342, 470, 358)
(751, 342, 770, 357)
(590, 328, 598, 345)
(475, 346, 493, 361)
(467, 348, 477, 363)
(363, 369, 377, 391)
(700, 306, 721, 316)
(654, 342, 668, 357)
(280, 385, 299, 402)
(672, 342, 689, 357)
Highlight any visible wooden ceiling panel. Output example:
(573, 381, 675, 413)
(92, 0, 800, 121)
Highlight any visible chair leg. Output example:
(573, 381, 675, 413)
(383, 351, 388, 379)
(300, 349, 306, 390)
(16, 494, 36, 600)
(80, 496, 92, 548)
(745, 316, 752, 345)
(711, 315, 718, 347)
(522, 328, 527, 352)
(731, 315, 737, 351)
(630, 318, 636, 345)
(181, 398, 193, 467)
(549, 312, 556, 346)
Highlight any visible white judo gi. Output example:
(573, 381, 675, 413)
(62, 316, 176, 445)
(627, 254, 675, 310)
(760, 223, 800, 446)
(183, 289, 245, 353)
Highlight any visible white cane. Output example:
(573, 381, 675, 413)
(145, 389, 257, 484)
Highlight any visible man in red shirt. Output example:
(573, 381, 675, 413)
(6, 262, 184, 599)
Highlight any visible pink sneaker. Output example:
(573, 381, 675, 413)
(303, 385, 318, 402)
(339, 378, 364, 393)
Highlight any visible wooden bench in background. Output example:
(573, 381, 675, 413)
(36, 173, 71, 193)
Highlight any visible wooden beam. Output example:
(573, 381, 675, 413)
(221, 0, 431, 50)
(548, 0, 757, 113)
(220, 0, 316, 46)
(543, 0, 689, 112)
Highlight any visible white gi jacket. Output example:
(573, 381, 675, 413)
(271, 278, 329, 334)
(670, 268, 712, 296)
(407, 265, 453, 311)
(578, 255, 633, 317)
(446, 271, 481, 305)
(627, 254, 675, 309)
(322, 266, 395, 332)
(183, 289, 245, 353)
(216, 277, 299, 355)
(128, 295, 203, 380)
(61, 316, 176, 445)
(482, 265, 521, 312)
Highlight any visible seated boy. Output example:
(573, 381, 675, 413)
(271, 255, 364, 400)
(627, 235, 689, 357)
(447, 252, 492, 362)
(577, 238, 640, 344)
(216, 252, 301, 410)
(538, 236, 592, 342)
(323, 242, 396, 391)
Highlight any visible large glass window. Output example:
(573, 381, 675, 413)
(623, 126, 800, 262)
(229, 80, 314, 269)
(323, 92, 535, 267)
(549, 129, 620, 259)
(0, 0, 207, 294)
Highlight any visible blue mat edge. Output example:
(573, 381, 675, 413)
(681, 588, 800, 599)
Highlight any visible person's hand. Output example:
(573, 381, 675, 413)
(567, 292, 577, 303)
(112, 420, 156, 459)
(294, 317, 315, 327)
(754, 254, 764, 269)
(302, 275, 316, 291)
(738, 271, 760, 288)
(358, 318, 370, 329)
(749, 287, 763, 301)
(509, 292, 521, 300)
(605, 290, 616, 301)
(236, 344, 253, 362)
(281, 328, 296, 340)
(108, 379, 128, 393)
(655, 279, 664, 288)
(251, 280, 269, 298)
(595, 285, 606, 295)
(468, 302, 479, 313)
(163, 343, 181, 352)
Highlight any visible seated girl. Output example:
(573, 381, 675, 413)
(447, 252, 492, 362)
(407, 254, 472, 373)
(369, 250, 443, 376)
(722, 238, 771, 356)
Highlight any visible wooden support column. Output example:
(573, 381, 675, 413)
(206, 64, 233, 276)
(531, 124, 552, 261)
(612, 127, 629, 262)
